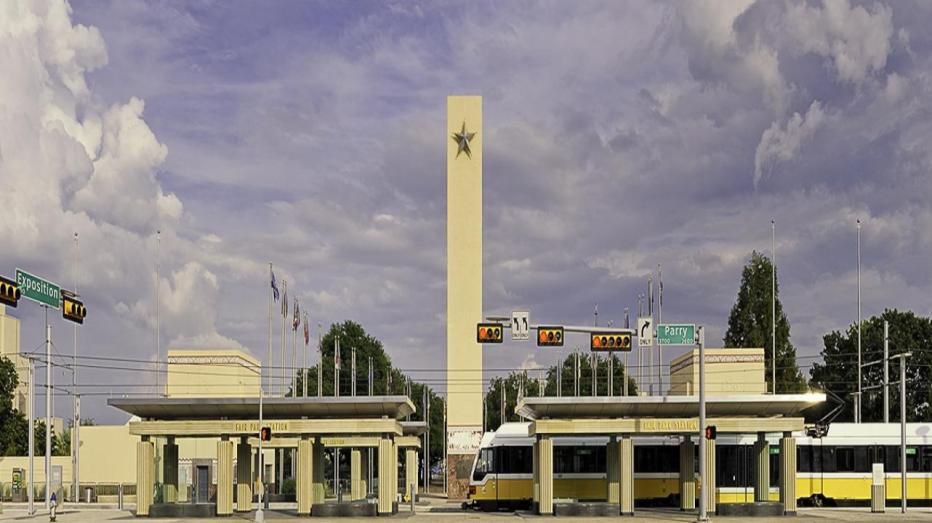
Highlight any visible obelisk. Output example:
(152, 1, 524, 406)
(445, 96, 483, 499)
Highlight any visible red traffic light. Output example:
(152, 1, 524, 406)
(590, 332, 632, 352)
(477, 323, 503, 343)
(537, 326, 564, 347)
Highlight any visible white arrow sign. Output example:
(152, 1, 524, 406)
(512, 311, 529, 341)
(637, 317, 653, 347)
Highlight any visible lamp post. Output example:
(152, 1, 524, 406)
(893, 352, 911, 514)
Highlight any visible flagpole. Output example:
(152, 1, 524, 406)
(658, 263, 663, 395)
(317, 324, 322, 397)
(281, 280, 287, 397)
(156, 230, 161, 396)
(857, 218, 862, 423)
(291, 304, 296, 397)
(772, 219, 776, 395)
(268, 264, 274, 397)
(303, 314, 308, 398)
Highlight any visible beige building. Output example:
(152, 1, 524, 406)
(0, 304, 30, 413)
(165, 349, 260, 398)
(668, 348, 767, 395)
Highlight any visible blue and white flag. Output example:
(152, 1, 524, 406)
(270, 268, 280, 301)
(281, 280, 288, 317)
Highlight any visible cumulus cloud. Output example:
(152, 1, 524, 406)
(1, 0, 241, 372)
(783, 0, 894, 84)
(754, 100, 826, 186)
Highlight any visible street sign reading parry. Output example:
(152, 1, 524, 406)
(657, 323, 696, 345)
(15, 269, 61, 309)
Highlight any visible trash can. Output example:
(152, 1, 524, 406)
(871, 463, 885, 513)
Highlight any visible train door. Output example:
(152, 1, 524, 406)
(473, 448, 497, 509)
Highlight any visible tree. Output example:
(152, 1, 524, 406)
(724, 251, 806, 393)
(288, 320, 446, 466)
(483, 353, 637, 432)
(810, 309, 932, 423)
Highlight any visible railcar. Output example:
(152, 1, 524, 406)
(465, 422, 932, 510)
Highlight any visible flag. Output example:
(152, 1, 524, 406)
(648, 276, 653, 316)
(303, 312, 309, 345)
(281, 280, 288, 317)
(293, 298, 300, 331)
(270, 269, 280, 301)
(335, 345, 341, 370)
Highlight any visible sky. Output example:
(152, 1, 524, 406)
(2, 0, 932, 423)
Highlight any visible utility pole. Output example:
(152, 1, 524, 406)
(883, 321, 889, 424)
(697, 325, 708, 522)
(45, 310, 52, 509)
(256, 388, 264, 523)
(156, 230, 161, 396)
(28, 357, 35, 515)
(334, 336, 340, 397)
(73, 232, 79, 502)
(351, 347, 356, 397)
(317, 325, 322, 397)
(894, 352, 911, 513)
(771, 220, 776, 395)
(857, 219, 862, 423)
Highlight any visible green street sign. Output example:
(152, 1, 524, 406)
(657, 323, 696, 345)
(15, 268, 61, 309)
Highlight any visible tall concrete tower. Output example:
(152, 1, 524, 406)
(445, 96, 483, 499)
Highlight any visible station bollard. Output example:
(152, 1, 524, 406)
(871, 463, 885, 513)
(117, 484, 123, 509)
(410, 484, 415, 512)
(86, 487, 93, 504)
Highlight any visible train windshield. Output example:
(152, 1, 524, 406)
(473, 448, 494, 481)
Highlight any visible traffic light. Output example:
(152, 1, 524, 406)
(477, 323, 503, 343)
(705, 425, 717, 440)
(537, 326, 564, 347)
(62, 295, 86, 324)
(0, 276, 20, 308)
(590, 332, 632, 352)
(260, 427, 272, 441)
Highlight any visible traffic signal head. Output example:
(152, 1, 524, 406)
(537, 326, 564, 347)
(62, 296, 86, 324)
(590, 332, 632, 352)
(705, 425, 717, 440)
(260, 427, 272, 441)
(0, 276, 21, 308)
(477, 323, 503, 343)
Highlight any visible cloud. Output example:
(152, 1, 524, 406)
(754, 100, 827, 186)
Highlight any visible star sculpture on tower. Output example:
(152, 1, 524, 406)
(452, 121, 476, 159)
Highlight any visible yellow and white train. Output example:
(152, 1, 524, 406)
(466, 422, 932, 510)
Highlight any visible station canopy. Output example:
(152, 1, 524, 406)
(109, 395, 415, 421)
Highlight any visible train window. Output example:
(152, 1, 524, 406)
(634, 446, 655, 473)
(716, 446, 741, 487)
(473, 448, 494, 481)
(798, 446, 811, 473)
(854, 447, 869, 472)
(906, 447, 920, 472)
(769, 448, 779, 487)
(884, 446, 900, 472)
(920, 446, 932, 472)
(555, 447, 575, 474)
(576, 447, 606, 473)
(835, 447, 854, 472)
(821, 447, 837, 472)
(497, 446, 532, 474)
(869, 446, 885, 466)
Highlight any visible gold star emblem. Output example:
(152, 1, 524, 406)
(452, 121, 476, 159)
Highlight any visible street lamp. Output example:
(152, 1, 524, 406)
(892, 352, 911, 514)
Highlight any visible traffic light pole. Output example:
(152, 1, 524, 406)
(697, 325, 708, 522)
(45, 310, 52, 510)
(28, 356, 35, 515)
(256, 388, 264, 523)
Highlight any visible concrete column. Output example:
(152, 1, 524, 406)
(216, 436, 234, 516)
(297, 436, 313, 515)
(538, 437, 554, 515)
(532, 441, 540, 510)
(780, 432, 796, 515)
(703, 438, 716, 515)
(136, 438, 155, 516)
(378, 438, 396, 514)
(312, 439, 325, 505)
(162, 437, 179, 504)
(351, 448, 364, 501)
(679, 438, 696, 510)
(236, 437, 252, 512)
(607, 437, 619, 504)
(619, 436, 634, 516)
(405, 449, 418, 502)
(754, 433, 770, 502)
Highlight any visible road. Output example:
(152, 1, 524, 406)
(0, 506, 930, 522)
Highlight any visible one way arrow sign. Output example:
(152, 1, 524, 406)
(637, 317, 653, 347)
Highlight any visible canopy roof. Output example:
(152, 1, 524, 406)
(108, 395, 415, 421)
(516, 394, 825, 420)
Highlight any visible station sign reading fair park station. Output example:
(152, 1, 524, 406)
(656, 323, 696, 345)
(15, 268, 60, 310)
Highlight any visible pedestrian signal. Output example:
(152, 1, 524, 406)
(477, 323, 503, 343)
(0, 276, 20, 308)
(260, 427, 272, 441)
(537, 326, 564, 347)
(705, 425, 717, 440)
(590, 332, 632, 352)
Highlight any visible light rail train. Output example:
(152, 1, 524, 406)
(465, 422, 932, 510)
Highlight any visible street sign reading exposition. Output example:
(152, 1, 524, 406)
(15, 268, 61, 309)
(657, 323, 696, 345)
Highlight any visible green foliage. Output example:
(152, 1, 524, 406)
(483, 353, 637, 432)
(723, 251, 807, 393)
(288, 320, 446, 466)
(810, 309, 932, 422)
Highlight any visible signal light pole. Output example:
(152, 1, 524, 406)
(697, 325, 708, 523)
(893, 352, 911, 514)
